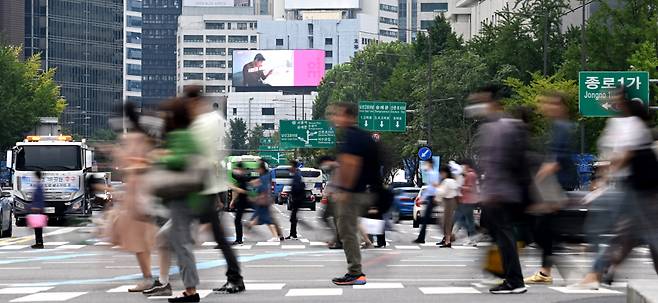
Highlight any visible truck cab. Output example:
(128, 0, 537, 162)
(5, 135, 94, 226)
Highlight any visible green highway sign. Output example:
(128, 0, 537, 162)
(260, 137, 274, 145)
(358, 101, 407, 132)
(579, 71, 650, 117)
(279, 120, 336, 149)
(258, 146, 288, 166)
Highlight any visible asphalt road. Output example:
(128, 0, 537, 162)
(0, 204, 654, 303)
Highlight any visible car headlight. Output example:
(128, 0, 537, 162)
(71, 200, 82, 210)
(14, 201, 25, 210)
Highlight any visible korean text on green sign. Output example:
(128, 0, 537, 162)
(279, 120, 336, 149)
(579, 71, 650, 117)
(358, 101, 407, 132)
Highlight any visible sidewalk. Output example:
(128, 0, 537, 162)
(628, 280, 658, 303)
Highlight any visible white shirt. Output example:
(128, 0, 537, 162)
(436, 178, 460, 199)
(190, 111, 229, 194)
(422, 170, 440, 199)
(598, 116, 653, 178)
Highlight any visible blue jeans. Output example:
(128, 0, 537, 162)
(453, 203, 477, 237)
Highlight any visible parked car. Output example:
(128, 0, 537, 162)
(300, 168, 324, 202)
(281, 185, 316, 211)
(391, 187, 421, 222)
(0, 187, 13, 238)
(412, 186, 443, 228)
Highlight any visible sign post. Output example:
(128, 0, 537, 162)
(358, 101, 407, 132)
(279, 120, 336, 149)
(579, 71, 650, 117)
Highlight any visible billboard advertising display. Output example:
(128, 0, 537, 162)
(284, 0, 359, 9)
(232, 50, 325, 90)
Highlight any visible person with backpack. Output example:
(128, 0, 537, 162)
(286, 160, 305, 240)
(328, 102, 384, 286)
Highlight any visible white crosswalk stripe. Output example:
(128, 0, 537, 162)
(10, 292, 87, 302)
(0, 287, 53, 294)
(419, 287, 481, 294)
(285, 288, 343, 296)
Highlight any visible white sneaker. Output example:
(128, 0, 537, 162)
(267, 237, 280, 242)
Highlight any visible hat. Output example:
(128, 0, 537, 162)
(254, 53, 265, 61)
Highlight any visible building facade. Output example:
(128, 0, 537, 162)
(0, 1, 25, 46)
(24, 0, 123, 138)
(398, 0, 449, 43)
(124, 0, 143, 108)
(226, 92, 314, 134)
(141, 0, 181, 109)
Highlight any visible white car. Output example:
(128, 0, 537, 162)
(412, 186, 443, 228)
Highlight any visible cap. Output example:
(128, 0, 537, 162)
(254, 53, 265, 61)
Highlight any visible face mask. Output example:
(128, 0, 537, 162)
(464, 103, 489, 118)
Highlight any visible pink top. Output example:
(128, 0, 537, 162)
(460, 170, 479, 204)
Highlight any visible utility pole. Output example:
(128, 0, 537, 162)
(580, 0, 587, 154)
(427, 33, 433, 149)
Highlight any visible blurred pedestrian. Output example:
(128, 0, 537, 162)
(247, 161, 280, 241)
(318, 156, 342, 249)
(328, 102, 380, 286)
(286, 160, 304, 240)
(436, 165, 460, 248)
(569, 91, 658, 290)
(183, 86, 245, 294)
(229, 162, 249, 245)
(413, 158, 440, 244)
(453, 160, 479, 246)
(158, 98, 203, 303)
(524, 92, 578, 285)
(467, 85, 528, 294)
(112, 102, 158, 293)
(30, 170, 45, 249)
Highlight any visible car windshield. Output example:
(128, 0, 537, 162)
(301, 171, 321, 178)
(16, 146, 82, 171)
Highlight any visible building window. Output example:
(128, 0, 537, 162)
(379, 3, 398, 13)
(206, 48, 226, 56)
(325, 37, 333, 45)
(205, 22, 225, 30)
(127, 64, 141, 76)
(228, 61, 233, 68)
(127, 80, 141, 92)
(183, 73, 203, 80)
(307, 23, 313, 35)
(237, 22, 248, 30)
(227, 22, 232, 29)
(420, 3, 448, 12)
(183, 48, 204, 55)
(128, 0, 142, 12)
(127, 32, 141, 44)
(127, 48, 142, 60)
(250, 36, 257, 43)
(232, 108, 237, 115)
(276, 38, 284, 46)
(206, 35, 226, 43)
(206, 73, 226, 80)
(127, 15, 142, 28)
(379, 29, 398, 37)
(262, 123, 275, 130)
(228, 73, 233, 80)
(262, 108, 275, 115)
(420, 20, 433, 30)
(206, 60, 226, 68)
(325, 63, 332, 70)
(206, 86, 224, 93)
(184, 35, 203, 43)
(325, 50, 333, 58)
(184, 60, 204, 68)
(379, 17, 398, 25)
(228, 35, 249, 43)
(308, 37, 314, 48)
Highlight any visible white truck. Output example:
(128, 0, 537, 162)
(5, 135, 94, 226)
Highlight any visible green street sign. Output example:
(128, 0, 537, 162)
(358, 101, 407, 132)
(279, 120, 336, 149)
(579, 71, 650, 117)
(260, 137, 274, 145)
(258, 146, 288, 166)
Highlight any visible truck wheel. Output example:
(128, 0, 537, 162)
(1, 213, 12, 238)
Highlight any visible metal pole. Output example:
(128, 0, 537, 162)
(294, 97, 297, 120)
(543, 15, 548, 76)
(248, 97, 252, 130)
(427, 32, 432, 148)
(302, 94, 305, 120)
(580, 0, 587, 70)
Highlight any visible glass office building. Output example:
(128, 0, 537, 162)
(24, 0, 123, 138)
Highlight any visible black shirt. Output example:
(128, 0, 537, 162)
(234, 173, 250, 208)
(338, 126, 380, 193)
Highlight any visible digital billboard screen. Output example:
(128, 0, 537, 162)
(232, 50, 325, 91)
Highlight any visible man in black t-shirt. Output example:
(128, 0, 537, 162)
(328, 102, 378, 286)
(229, 163, 250, 245)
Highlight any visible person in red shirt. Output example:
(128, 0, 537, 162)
(453, 160, 479, 246)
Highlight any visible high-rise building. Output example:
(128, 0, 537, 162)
(141, 0, 181, 109)
(398, 0, 449, 43)
(124, 0, 143, 108)
(24, 0, 123, 138)
(0, 1, 25, 46)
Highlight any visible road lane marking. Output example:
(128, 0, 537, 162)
(106, 285, 134, 293)
(54, 245, 85, 250)
(42, 261, 113, 264)
(105, 266, 140, 269)
(400, 259, 475, 262)
(387, 264, 467, 267)
(0, 267, 42, 270)
(286, 259, 344, 262)
(245, 265, 323, 268)
(0, 245, 29, 250)
(281, 245, 306, 249)
(309, 242, 327, 246)
(451, 246, 478, 250)
(201, 242, 216, 246)
(245, 283, 286, 290)
(549, 287, 622, 294)
(299, 238, 310, 243)
(0, 253, 97, 265)
(353, 282, 404, 289)
(395, 245, 420, 250)
(256, 242, 280, 246)
(285, 288, 342, 296)
(11, 292, 87, 302)
(0, 287, 53, 294)
(43, 242, 69, 246)
(419, 287, 481, 294)
(233, 245, 253, 250)
(93, 242, 112, 246)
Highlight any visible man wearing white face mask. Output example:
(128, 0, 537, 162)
(414, 158, 440, 244)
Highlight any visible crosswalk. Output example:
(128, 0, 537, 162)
(0, 282, 625, 302)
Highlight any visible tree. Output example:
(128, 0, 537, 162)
(246, 125, 264, 151)
(0, 45, 66, 150)
(226, 118, 248, 155)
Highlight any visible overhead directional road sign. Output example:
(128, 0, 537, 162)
(358, 101, 407, 132)
(279, 120, 336, 149)
(579, 71, 650, 117)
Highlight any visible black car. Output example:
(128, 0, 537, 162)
(0, 188, 13, 238)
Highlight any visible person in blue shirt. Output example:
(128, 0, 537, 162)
(247, 161, 280, 241)
(31, 171, 45, 249)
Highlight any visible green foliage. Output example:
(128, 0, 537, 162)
(246, 125, 264, 151)
(226, 118, 248, 155)
(0, 45, 66, 150)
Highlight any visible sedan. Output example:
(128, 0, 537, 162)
(0, 188, 13, 238)
(391, 187, 421, 222)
